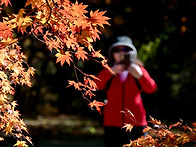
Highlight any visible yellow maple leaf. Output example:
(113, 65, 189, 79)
(0, 137, 4, 141)
(14, 141, 28, 147)
(2, 124, 13, 135)
(122, 123, 133, 132)
(40, 17, 47, 24)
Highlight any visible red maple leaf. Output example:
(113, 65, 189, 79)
(0, 22, 13, 39)
(89, 100, 105, 114)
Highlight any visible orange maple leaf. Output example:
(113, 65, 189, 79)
(3, 124, 13, 135)
(143, 126, 152, 133)
(0, 0, 12, 6)
(89, 10, 110, 28)
(75, 47, 88, 61)
(56, 51, 72, 66)
(169, 121, 182, 130)
(149, 115, 162, 126)
(24, 136, 33, 145)
(92, 50, 105, 59)
(90, 27, 101, 41)
(67, 80, 81, 90)
(87, 78, 98, 90)
(71, 1, 88, 17)
(88, 100, 105, 114)
(84, 90, 95, 99)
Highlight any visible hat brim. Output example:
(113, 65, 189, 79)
(109, 42, 137, 56)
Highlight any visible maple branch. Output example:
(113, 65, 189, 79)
(121, 109, 142, 126)
(71, 60, 96, 111)
(73, 65, 87, 77)
(72, 60, 89, 102)
(32, 32, 45, 43)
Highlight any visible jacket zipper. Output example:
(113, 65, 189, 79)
(122, 82, 125, 126)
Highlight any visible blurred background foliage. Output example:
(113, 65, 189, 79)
(5, 0, 196, 123)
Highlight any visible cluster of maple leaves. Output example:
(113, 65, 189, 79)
(0, 0, 110, 146)
(122, 111, 196, 147)
(0, 0, 195, 147)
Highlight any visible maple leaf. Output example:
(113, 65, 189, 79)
(0, 22, 13, 39)
(1, 38, 18, 46)
(92, 50, 105, 59)
(25, 0, 42, 8)
(67, 80, 81, 90)
(33, 25, 44, 35)
(101, 59, 114, 74)
(89, 10, 110, 28)
(88, 100, 105, 114)
(17, 9, 25, 22)
(24, 136, 33, 145)
(73, 17, 88, 29)
(14, 140, 28, 147)
(0, 0, 12, 6)
(84, 89, 95, 99)
(71, 1, 88, 17)
(75, 47, 88, 61)
(122, 123, 133, 132)
(90, 27, 101, 41)
(11, 101, 18, 109)
(0, 137, 4, 141)
(169, 121, 182, 130)
(149, 115, 162, 126)
(27, 67, 36, 76)
(143, 126, 152, 133)
(56, 51, 72, 66)
(3, 123, 13, 135)
(87, 78, 98, 90)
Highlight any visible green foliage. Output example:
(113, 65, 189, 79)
(138, 37, 161, 64)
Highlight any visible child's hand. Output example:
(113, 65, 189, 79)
(128, 63, 143, 79)
(111, 64, 125, 74)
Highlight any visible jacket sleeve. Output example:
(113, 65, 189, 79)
(138, 67, 157, 94)
(94, 68, 114, 90)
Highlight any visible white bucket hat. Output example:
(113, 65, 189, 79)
(109, 36, 137, 57)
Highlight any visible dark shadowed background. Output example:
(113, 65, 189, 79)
(4, 0, 195, 128)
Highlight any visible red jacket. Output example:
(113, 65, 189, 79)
(95, 67, 157, 127)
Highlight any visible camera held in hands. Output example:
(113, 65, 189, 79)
(120, 52, 136, 70)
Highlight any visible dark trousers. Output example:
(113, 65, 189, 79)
(104, 126, 145, 147)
